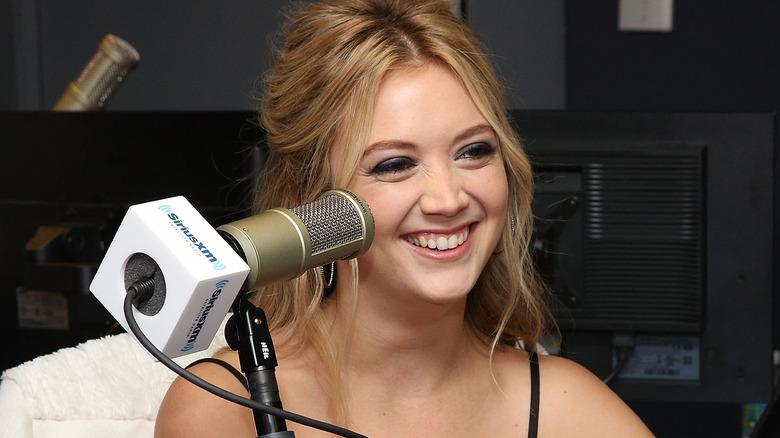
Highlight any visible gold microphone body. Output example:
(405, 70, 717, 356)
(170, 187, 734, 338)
(53, 34, 140, 111)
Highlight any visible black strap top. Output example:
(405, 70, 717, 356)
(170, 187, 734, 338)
(528, 351, 540, 438)
(186, 353, 542, 438)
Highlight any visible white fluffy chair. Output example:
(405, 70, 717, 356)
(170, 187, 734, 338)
(0, 319, 229, 438)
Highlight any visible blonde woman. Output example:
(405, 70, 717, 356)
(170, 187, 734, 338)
(156, 1, 654, 437)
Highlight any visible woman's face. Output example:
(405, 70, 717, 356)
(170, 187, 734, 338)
(337, 62, 508, 306)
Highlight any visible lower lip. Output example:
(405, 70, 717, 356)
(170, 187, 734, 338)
(404, 226, 475, 261)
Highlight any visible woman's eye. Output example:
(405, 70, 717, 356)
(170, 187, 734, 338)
(369, 157, 416, 175)
(458, 142, 498, 160)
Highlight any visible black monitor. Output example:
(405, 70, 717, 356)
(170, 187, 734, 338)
(514, 111, 776, 435)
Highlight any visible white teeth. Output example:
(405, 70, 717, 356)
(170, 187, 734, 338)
(405, 228, 469, 251)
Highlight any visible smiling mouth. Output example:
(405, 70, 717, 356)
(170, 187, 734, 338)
(403, 227, 470, 251)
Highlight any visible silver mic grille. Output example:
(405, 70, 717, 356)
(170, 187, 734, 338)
(291, 191, 365, 255)
(216, 188, 373, 291)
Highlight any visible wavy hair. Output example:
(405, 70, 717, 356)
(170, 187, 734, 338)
(250, 0, 552, 425)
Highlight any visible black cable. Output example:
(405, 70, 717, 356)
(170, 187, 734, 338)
(123, 286, 367, 438)
(602, 332, 635, 385)
(602, 347, 631, 385)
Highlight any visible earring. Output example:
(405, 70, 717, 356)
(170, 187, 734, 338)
(510, 213, 517, 237)
(320, 261, 336, 290)
(493, 212, 517, 255)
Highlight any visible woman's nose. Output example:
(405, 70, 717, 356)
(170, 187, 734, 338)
(419, 167, 469, 217)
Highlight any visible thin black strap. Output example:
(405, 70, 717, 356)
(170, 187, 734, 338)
(186, 357, 249, 390)
(528, 351, 540, 438)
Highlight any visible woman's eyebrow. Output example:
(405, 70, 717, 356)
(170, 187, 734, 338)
(452, 124, 495, 144)
(361, 140, 416, 159)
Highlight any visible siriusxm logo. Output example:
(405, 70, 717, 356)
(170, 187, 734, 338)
(158, 204, 226, 270)
(181, 280, 229, 352)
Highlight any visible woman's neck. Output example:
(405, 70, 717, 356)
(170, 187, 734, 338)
(324, 282, 488, 395)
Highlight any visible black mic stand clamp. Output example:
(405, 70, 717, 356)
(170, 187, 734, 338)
(225, 293, 295, 438)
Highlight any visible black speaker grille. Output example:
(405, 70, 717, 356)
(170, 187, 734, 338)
(533, 144, 705, 332)
(579, 153, 704, 330)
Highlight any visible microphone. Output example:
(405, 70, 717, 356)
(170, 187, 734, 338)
(89, 189, 374, 359)
(217, 188, 374, 292)
(53, 34, 140, 111)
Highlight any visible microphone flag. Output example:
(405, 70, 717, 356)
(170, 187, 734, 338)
(89, 196, 249, 359)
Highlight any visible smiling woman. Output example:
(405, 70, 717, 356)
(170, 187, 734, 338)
(154, 1, 655, 437)
(343, 63, 508, 303)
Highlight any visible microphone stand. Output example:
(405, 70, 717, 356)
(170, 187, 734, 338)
(226, 294, 295, 438)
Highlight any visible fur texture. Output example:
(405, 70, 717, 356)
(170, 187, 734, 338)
(0, 318, 229, 437)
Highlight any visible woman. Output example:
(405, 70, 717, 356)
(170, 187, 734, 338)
(155, 1, 654, 437)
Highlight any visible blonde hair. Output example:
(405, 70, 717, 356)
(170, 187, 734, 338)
(251, 0, 552, 425)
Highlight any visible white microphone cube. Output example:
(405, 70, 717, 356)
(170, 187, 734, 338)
(90, 196, 249, 359)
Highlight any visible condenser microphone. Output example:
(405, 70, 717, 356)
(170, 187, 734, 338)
(89, 189, 374, 358)
(53, 34, 140, 111)
(218, 188, 374, 292)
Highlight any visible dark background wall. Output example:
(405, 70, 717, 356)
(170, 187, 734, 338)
(566, 0, 780, 112)
(0, 0, 565, 111)
(4, 1, 779, 112)
(0, 0, 288, 111)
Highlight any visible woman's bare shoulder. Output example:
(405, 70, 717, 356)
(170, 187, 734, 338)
(154, 350, 255, 438)
(536, 354, 655, 437)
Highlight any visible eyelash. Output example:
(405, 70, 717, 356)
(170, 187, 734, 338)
(369, 157, 416, 175)
(458, 142, 497, 160)
(368, 142, 498, 176)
